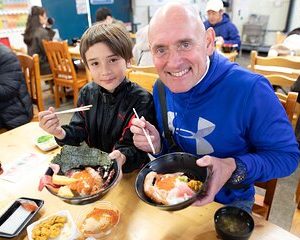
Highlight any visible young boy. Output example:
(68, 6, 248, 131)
(38, 23, 155, 173)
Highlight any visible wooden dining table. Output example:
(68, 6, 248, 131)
(0, 122, 299, 240)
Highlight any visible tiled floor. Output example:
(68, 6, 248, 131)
(42, 51, 300, 235)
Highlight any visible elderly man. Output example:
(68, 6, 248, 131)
(130, 3, 299, 212)
(204, 0, 241, 50)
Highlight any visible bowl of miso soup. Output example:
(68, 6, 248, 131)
(214, 206, 254, 240)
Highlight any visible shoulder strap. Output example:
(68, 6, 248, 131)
(157, 80, 182, 152)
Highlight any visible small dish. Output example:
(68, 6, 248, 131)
(77, 201, 120, 239)
(214, 206, 254, 240)
(27, 210, 79, 240)
(135, 152, 208, 211)
(0, 197, 44, 238)
(35, 135, 58, 151)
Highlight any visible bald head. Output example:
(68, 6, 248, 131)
(147, 2, 215, 93)
(149, 3, 205, 39)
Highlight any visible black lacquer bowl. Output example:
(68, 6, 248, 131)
(135, 152, 208, 211)
(45, 160, 119, 205)
(214, 206, 254, 240)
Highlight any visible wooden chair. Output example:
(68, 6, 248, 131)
(265, 74, 298, 126)
(130, 64, 158, 74)
(275, 91, 298, 122)
(253, 179, 278, 220)
(249, 50, 300, 79)
(253, 85, 298, 220)
(127, 71, 158, 93)
(265, 74, 296, 89)
(17, 53, 45, 121)
(42, 40, 88, 107)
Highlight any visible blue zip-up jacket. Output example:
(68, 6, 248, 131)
(153, 52, 299, 204)
(204, 13, 241, 49)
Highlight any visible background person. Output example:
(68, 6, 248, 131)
(204, 0, 241, 50)
(38, 23, 155, 175)
(95, 7, 127, 31)
(130, 3, 299, 212)
(268, 28, 300, 57)
(0, 44, 33, 130)
(23, 6, 55, 75)
(132, 25, 153, 66)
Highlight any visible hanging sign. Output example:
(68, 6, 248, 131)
(90, 0, 114, 4)
(76, 0, 87, 14)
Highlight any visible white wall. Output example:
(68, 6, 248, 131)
(289, 0, 300, 31)
(132, 0, 299, 47)
(133, 0, 200, 30)
(231, 0, 290, 46)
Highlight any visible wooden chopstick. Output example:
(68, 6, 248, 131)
(54, 105, 93, 115)
(133, 108, 156, 154)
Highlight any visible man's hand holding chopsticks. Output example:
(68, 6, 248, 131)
(130, 117, 162, 155)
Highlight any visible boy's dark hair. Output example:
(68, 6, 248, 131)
(80, 22, 133, 66)
(96, 7, 112, 22)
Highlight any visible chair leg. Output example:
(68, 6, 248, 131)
(54, 84, 60, 108)
(296, 179, 300, 209)
(73, 88, 78, 107)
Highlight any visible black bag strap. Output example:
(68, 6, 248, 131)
(157, 80, 182, 152)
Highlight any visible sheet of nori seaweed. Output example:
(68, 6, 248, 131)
(51, 145, 112, 174)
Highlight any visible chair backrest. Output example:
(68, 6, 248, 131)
(265, 74, 296, 88)
(275, 91, 298, 122)
(17, 53, 44, 112)
(265, 74, 298, 122)
(130, 64, 158, 74)
(127, 71, 158, 93)
(250, 50, 300, 78)
(42, 40, 77, 81)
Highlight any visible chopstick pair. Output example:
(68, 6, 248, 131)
(54, 105, 93, 115)
(133, 108, 156, 154)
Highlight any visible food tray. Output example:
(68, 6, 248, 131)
(0, 197, 44, 238)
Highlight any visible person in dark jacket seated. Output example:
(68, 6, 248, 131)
(0, 44, 33, 131)
(38, 23, 155, 176)
(23, 6, 55, 75)
(204, 0, 241, 50)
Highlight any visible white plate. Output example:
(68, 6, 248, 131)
(35, 135, 58, 151)
(27, 210, 79, 240)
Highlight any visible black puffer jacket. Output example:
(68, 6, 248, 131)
(0, 44, 33, 129)
(56, 79, 156, 173)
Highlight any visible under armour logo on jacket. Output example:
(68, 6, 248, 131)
(168, 112, 215, 155)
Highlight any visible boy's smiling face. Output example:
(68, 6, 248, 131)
(85, 42, 128, 92)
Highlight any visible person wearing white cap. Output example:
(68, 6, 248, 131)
(204, 0, 241, 50)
